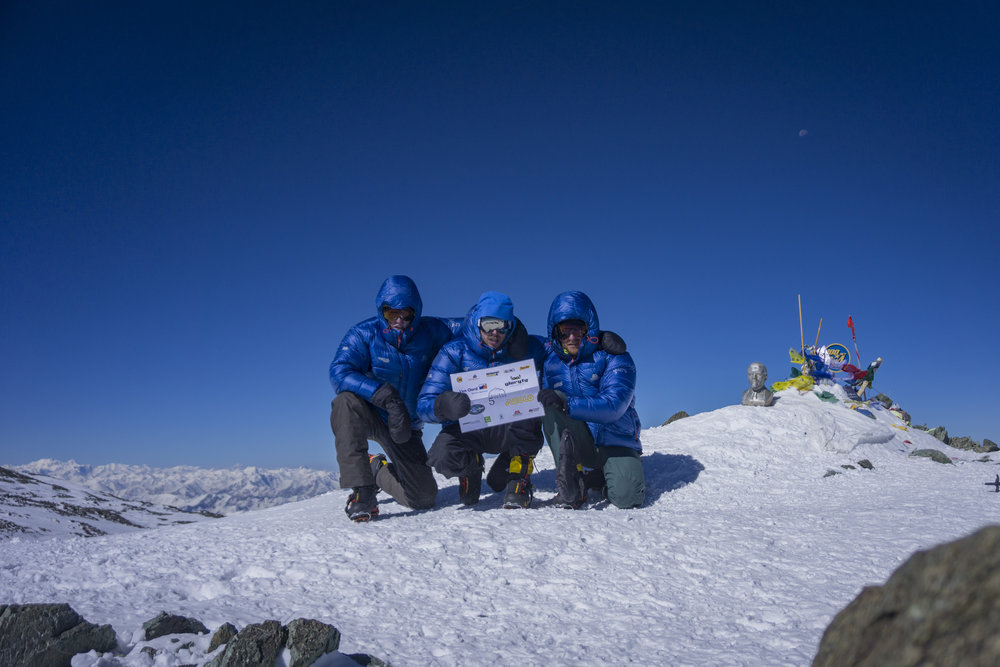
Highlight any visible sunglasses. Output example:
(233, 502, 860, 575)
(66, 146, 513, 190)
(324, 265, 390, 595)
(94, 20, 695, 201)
(479, 317, 511, 334)
(382, 306, 415, 323)
(555, 321, 587, 340)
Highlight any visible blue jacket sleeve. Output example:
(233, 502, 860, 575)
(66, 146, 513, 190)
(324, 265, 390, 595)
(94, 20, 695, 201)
(417, 343, 463, 423)
(329, 326, 381, 401)
(566, 352, 637, 424)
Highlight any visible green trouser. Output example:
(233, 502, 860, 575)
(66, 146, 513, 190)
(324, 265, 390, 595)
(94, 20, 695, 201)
(542, 406, 645, 509)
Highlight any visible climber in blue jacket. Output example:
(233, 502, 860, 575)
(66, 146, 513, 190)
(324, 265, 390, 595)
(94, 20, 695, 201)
(418, 291, 549, 509)
(537, 291, 644, 510)
(329, 275, 460, 522)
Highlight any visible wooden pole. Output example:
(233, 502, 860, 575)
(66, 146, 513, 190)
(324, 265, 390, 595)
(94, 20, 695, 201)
(798, 294, 804, 354)
(814, 317, 823, 349)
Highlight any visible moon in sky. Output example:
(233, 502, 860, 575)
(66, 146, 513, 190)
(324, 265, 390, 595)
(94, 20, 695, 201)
(799, 129, 809, 136)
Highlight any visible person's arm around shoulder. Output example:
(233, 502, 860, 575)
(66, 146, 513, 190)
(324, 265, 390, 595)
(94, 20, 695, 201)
(564, 351, 637, 424)
(417, 342, 464, 423)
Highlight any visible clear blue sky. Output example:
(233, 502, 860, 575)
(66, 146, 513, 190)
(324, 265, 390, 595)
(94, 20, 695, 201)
(2, 1, 998, 469)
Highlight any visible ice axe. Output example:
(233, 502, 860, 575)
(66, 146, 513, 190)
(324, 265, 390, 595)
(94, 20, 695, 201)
(986, 475, 1000, 493)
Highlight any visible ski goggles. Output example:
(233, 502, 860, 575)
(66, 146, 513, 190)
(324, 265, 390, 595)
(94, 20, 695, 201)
(478, 317, 511, 334)
(382, 306, 415, 323)
(555, 320, 588, 340)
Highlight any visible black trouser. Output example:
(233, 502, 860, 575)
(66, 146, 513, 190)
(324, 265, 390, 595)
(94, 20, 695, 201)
(426, 418, 543, 479)
(542, 407, 645, 509)
(330, 392, 437, 510)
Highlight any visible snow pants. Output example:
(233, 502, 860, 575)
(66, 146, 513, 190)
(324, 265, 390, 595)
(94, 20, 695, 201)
(542, 407, 645, 509)
(426, 418, 543, 479)
(330, 391, 437, 510)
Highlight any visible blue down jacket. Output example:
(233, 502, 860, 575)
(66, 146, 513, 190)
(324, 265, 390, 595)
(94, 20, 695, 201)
(418, 291, 547, 425)
(543, 291, 641, 451)
(329, 275, 460, 429)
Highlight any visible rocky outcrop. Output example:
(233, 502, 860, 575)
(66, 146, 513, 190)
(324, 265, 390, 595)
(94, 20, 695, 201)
(662, 411, 689, 426)
(287, 618, 342, 667)
(208, 622, 238, 652)
(0, 604, 387, 666)
(927, 426, 949, 443)
(948, 436, 999, 453)
(814, 525, 1000, 666)
(142, 611, 209, 640)
(909, 449, 954, 464)
(207, 619, 287, 667)
(0, 603, 117, 667)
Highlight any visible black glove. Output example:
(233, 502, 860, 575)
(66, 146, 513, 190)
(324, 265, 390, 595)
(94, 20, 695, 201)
(537, 388, 568, 413)
(371, 383, 412, 444)
(434, 391, 471, 421)
(597, 330, 627, 355)
(504, 319, 530, 361)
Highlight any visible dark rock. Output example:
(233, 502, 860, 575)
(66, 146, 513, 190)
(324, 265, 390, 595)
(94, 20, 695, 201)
(208, 622, 238, 653)
(951, 437, 1000, 454)
(206, 620, 286, 667)
(949, 436, 978, 452)
(662, 411, 689, 426)
(909, 449, 953, 465)
(841, 465, 857, 470)
(927, 426, 950, 444)
(814, 525, 1000, 666)
(142, 611, 209, 640)
(286, 618, 341, 667)
(823, 470, 841, 478)
(857, 459, 874, 470)
(0, 603, 117, 666)
(349, 654, 392, 666)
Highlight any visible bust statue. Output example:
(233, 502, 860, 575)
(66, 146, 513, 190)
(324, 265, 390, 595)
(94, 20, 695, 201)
(741, 362, 774, 407)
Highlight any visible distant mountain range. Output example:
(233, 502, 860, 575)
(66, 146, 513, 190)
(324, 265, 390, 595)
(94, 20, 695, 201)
(9, 459, 340, 516)
(0, 466, 223, 540)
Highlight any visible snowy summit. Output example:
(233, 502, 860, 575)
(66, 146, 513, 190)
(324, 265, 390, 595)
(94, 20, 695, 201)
(2, 386, 998, 665)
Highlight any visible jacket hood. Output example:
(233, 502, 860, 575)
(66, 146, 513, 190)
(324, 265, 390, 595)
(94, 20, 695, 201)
(461, 291, 515, 354)
(375, 275, 423, 324)
(547, 290, 600, 359)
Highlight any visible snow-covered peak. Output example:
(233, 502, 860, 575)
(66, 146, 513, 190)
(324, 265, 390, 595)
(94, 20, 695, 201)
(10, 460, 340, 515)
(0, 466, 220, 540)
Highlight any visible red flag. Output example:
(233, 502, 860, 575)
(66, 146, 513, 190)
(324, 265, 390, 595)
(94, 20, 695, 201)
(847, 316, 856, 340)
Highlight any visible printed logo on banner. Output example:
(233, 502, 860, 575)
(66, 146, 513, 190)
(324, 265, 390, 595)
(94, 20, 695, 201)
(451, 359, 540, 433)
(825, 343, 851, 369)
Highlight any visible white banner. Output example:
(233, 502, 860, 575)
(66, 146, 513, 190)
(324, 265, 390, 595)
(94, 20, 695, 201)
(450, 358, 542, 433)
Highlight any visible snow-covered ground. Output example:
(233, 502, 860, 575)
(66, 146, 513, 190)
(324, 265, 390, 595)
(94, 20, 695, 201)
(2, 386, 997, 666)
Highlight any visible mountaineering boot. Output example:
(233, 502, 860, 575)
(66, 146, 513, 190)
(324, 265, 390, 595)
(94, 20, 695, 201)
(554, 430, 587, 510)
(583, 468, 607, 501)
(502, 455, 534, 509)
(345, 485, 379, 522)
(459, 453, 484, 505)
(369, 454, 387, 493)
(486, 450, 511, 493)
(459, 472, 482, 505)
